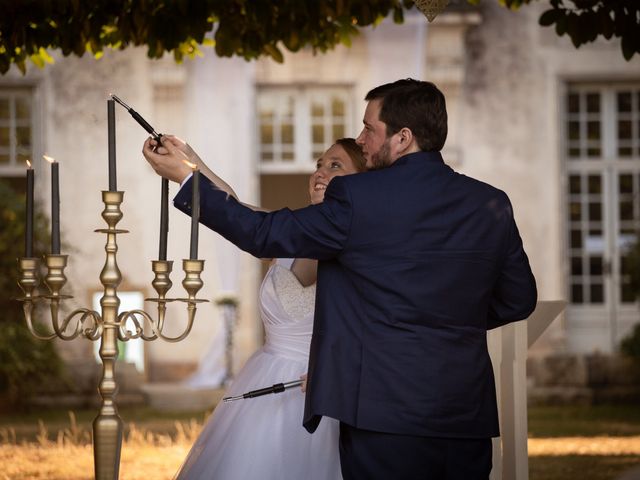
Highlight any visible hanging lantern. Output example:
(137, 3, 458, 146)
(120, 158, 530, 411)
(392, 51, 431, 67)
(414, 0, 450, 22)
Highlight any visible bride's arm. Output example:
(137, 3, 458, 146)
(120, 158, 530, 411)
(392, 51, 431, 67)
(291, 258, 318, 287)
(156, 135, 268, 212)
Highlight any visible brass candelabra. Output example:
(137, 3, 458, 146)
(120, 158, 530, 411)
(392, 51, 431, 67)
(16, 190, 207, 480)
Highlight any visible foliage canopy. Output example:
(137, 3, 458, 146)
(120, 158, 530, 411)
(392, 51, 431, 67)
(0, 0, 638, 75)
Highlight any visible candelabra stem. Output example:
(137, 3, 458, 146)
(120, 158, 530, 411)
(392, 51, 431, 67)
(93, 190, 127, 480)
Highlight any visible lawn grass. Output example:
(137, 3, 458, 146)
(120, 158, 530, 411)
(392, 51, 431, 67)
(1, 402, 640, 478)
(529, 455, 640, 480)
(528, 403, 640, 480)
(528, 403, 640, 438)
(0, 405, 211, 443)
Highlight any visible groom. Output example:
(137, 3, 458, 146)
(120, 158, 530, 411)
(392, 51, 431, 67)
(143, 79, 537, 479)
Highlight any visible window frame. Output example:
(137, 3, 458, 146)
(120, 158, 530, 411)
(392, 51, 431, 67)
(255, 84, 356, 174)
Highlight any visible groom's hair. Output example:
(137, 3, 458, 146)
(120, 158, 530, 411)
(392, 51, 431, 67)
(365, 79, 448, 152)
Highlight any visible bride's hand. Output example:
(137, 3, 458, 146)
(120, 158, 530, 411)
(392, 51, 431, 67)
(300, 374, 308, 393)
(161, 135, 203, 167)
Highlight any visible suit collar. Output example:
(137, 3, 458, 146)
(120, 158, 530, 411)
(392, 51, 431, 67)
(391, 151, 444, 167)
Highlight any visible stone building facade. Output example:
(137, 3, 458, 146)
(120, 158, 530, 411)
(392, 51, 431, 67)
(1, 3, 639, 394)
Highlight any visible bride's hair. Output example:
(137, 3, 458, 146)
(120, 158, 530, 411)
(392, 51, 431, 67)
(334, 138, 367, 172)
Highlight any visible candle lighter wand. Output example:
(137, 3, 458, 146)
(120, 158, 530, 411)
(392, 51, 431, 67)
(110, 94, 163, 142)
(223, 379, 303, 403)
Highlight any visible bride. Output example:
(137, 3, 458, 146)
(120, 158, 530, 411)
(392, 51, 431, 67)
(158, 136, 367, 480)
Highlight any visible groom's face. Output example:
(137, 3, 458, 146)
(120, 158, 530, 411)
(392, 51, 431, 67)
(356, 99, 394, 170)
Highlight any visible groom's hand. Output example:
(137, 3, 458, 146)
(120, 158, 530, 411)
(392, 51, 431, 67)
(300, 374, 308, 393)
(143, 136, 192, 184)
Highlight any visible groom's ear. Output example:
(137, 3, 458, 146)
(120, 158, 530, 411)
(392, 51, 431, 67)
(396, 127, 419, 154)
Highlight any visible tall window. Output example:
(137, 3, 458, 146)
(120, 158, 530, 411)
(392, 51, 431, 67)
(0, 88, 33, 176)
(565, 84, 640, 306)
(257, 86, 354, 173)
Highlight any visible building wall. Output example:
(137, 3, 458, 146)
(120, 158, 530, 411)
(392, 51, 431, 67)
(2, 4, 639, 384)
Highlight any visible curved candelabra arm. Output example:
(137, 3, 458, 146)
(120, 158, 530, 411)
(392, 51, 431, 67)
(142, 259, 208, 343)
(117, 309, 157, 341)
(22, 301, 58, 340)
(55, 308, 104, 341)
(161, 259, 208, 343)
(18, 257, 56, 340)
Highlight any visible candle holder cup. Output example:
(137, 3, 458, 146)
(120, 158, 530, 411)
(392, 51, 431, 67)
(16, 190, 207, 480)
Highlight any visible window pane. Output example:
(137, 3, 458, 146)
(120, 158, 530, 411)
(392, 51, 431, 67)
(0, 152, 8, 164)
(571, 230, 582, 248)
(587, 121, 600, 140)
(17, 151, 30, 164)
(620, 201, 634, 221)
(0, 127, 8, 146)
(332, 98, 345, 116)
(312, 124, 324, 144)
(260, 124, 273, 145)
(15, 97, 30, 119)
(569, 147, 581, 157)
(621, 254, 635, 302)
(332, 124, 345, 140)
(586, 93, 600, 113)
(281, 124, 294, 144)
(567, 93, 580, 114)
(569, 175, 581, 194)
(16, 126, 30, 147)
(261, 151, 274, 162)
(589, 256, 603, 276)
(621, 282, 635, 303)
(588, 202, 602, 221)
(590, 284, 604, 303)
(571, 256, 583, 275)
(587, 147, 601, 157)
(311, 102, 324, 117)
(568, 121, 580, 140)
(617, 92, 632, 113)
(619, 146, 633, 156)
(0, 98, 9, 119)
(571, 283, 583, 303)
(588, 175, 601, 194)
(569, 202, 581, 221)
(618, 120, 631, 139)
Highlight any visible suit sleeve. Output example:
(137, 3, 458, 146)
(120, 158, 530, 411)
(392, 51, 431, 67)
(174, 173, 353, 260)
(487, 199, 538, 330)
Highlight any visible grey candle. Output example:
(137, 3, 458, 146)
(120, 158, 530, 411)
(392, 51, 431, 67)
(25, 161, 34, 257)
(189, 169, 200, 260)
(50, 158, 60, 254)
(159, 177, 169, 260)
(108, 99, 117, 191)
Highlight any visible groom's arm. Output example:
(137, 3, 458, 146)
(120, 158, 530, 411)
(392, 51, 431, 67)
(486, 199, 538, 330)
(174, 174, 353, 260)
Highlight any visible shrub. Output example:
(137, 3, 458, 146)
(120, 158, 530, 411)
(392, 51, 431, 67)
(621, 236, 640, 360)
(0, 179, 66, 409)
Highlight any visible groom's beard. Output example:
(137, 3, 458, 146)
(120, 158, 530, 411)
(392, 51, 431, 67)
(368, 137, 393, 170)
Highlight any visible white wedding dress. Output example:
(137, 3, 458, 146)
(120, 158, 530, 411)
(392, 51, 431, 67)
(175, 258, 342, 480)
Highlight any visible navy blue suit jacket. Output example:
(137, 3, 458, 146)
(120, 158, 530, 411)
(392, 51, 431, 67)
(175, 151, 537, 438)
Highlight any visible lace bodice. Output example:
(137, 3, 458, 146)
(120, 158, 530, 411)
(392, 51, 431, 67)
(259, 258, 316, 361)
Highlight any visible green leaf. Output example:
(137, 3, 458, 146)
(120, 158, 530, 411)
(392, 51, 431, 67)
(539, 9, 558, 27)
(621, 32, 636, 61)
(555, 12, 567, 36)
(263, 43, 283, 63)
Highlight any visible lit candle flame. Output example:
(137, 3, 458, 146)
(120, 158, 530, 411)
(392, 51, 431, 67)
(182, 159, 197, 170)
(43, 155, 56, 164)
(26, 159, 32, 168)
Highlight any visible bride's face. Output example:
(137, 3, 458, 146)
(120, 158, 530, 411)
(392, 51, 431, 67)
(309, 144, 359, 205)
